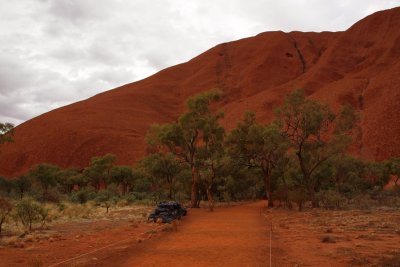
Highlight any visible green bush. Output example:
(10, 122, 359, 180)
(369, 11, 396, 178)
(69, 190, 96, 204)
(16, 199, 47, 230)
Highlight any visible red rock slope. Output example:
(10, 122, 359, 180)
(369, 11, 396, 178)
(1, 7, 400, 177)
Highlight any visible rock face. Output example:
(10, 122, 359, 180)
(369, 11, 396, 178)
(1, 7, 400, 177)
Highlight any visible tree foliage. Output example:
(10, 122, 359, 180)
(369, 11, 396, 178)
(14, 175, 32, 199)
(83, 154, 116, 192)
(147, 89, 223, 208)
(110, 166, 134, 195)
(227, 112, 288, 207)
(29, 164, 60, 200)
(0, 122, 14, 144)
(275, 90, 357, 206)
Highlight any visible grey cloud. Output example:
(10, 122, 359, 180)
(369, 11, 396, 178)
(47, 0, 108, 23)
(0, 0, 399, 126)
(94, 67, 136, 85)
(0, 55, 37, 96)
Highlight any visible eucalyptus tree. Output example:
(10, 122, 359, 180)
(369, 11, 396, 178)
(29, 164, 60, 199)
(275, 90, 357, 207)
(227, 112, 288, 207)
(83, 154, 116, 192)
(146, 90, 223, 208)
(110, 166, 135, 195)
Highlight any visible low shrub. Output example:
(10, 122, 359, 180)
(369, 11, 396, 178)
(15, 199, 47, 230)
(0, 197, 12, 234)
(69, 190, 96, 204)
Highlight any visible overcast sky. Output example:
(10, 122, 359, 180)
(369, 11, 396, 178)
(0, 0, 398, 125)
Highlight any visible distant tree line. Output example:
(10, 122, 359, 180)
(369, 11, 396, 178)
(1, 89, 400, 215)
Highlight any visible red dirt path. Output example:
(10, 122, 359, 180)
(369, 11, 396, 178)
(73, 201, 272, 267)
(119, 201, 270, 267)
(1, 202, 399, 266)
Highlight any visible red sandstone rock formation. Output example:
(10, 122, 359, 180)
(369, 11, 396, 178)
(1, 7, 400, 177)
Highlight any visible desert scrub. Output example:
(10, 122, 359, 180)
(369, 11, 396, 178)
(61, 202, 95, 219)
(0, 197, 12, 234)
(15, 199, 47, 230)
(316, 190, 347, 210)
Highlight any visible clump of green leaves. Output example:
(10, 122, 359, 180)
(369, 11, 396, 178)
(16, 199, 47, 230)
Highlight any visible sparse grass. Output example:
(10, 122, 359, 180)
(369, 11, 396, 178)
(0, 202, 153, 248)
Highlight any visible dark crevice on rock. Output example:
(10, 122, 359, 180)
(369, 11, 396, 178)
(287, 33, 307, 73)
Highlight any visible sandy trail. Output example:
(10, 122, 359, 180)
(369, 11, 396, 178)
(100, 201, 271, 267)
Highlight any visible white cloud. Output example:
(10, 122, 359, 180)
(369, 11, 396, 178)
(0, 0, 398, 125)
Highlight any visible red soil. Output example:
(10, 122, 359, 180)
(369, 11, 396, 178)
(1, 7, 400, 176)
(1, 202, 399, 266)
(0, 217, 159, 267)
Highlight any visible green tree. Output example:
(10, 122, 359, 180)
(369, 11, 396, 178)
(147, 90, 223, 208)
(14, 175, 32, 199)
(96, 191, 116, 213)
(196, 110, 225, 211)
(110, 166, 134, 195)
(29, 164, 60, 199)
(227, 112, 288, 207)
(139, 153, 182, 200)
(83, 154, 116, 192)
(56, 168, 83, 194)
(0, 122, 14, 144)
(275, 90, 357, 207)
(0, 197, 12, 234)
(0, 177, 15, 197)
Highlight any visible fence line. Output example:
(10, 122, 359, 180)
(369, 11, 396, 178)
(47, 224, 165, 267)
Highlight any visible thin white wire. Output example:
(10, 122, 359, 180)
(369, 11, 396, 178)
(47, 224, 164, 267)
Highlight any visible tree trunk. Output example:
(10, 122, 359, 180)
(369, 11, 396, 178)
(190, 165, 198, 208)
(206, 185, 214, 212)
(168, 183, 173, 200)
(297, 200, 303, 211)
(264, 175, 274, 208)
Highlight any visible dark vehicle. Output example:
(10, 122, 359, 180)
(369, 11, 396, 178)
(148, 201, 187, 223)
